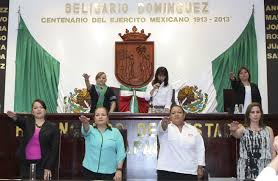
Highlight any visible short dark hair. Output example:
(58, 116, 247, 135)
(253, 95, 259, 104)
(170, 104, 185, 115)
(237, 66, 251, 82)
(32, 99, 47, 110)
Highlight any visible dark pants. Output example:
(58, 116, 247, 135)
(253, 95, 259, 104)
(83, 167, 115, 180)
(20, 160, 44, 179)
(157, 170, 198, 180)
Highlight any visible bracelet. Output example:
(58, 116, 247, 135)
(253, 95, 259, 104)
(116, 168, 122, 171)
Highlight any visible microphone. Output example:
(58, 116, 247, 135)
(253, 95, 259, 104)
(157, 80, 163, 88)
(154, 81, 162, 90)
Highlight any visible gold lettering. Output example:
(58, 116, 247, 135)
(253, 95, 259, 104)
(194, 123, 202, 135)
(266, 24, 278, 30)
(110, 17, 146, 23)
(0, 44, 6, 50)
(0, 16, 8, 22)
(265, 15, 278, 21)
(267, 53, 278, 60)
(110, 3, 116, 14)
(213, 123, 220, 138)
(16, 126, 23, 137)
(102, 3, 108, 14)
(94, 3, 101, 14)
(149, 16, 189, 23)
(267, 43, 278, 49)
(202, 2, 209, 13)
(115, 123, 125, 130)
(0, 54, 5, 59)
(266, 34, 278, 40)
(133, 140, 143, 154)
(65, 3, 71, 14)
(0, 7, 8, 13)
(91, 17, 106, 23)
(137, 123, 146, 137)
(122, 3, 128, 13)
(73, 3, 80, 14)
(167, 3, 175, 14)
(205, 123, 214, 137)
(0, 63, 5, 69)
(59, 122, 68, 134)
(0, 26, 7, 31)
(266, 5, 278, 11)
(0, 35, 7, 41)
(193, 2, 200, 14)
(176, 3, 183, 14)
(81, 3, 88, 14)
(185, 2, 193, 13)
(41, 17, 88, 23)
(65, 3, 129, 15)
(138, 3, 144, 14)
(137, 2, 210, 14)
(154, 3, 163, 14)
(148, 123, 157, 137)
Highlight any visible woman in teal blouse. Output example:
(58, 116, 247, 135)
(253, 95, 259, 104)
(79, 107, 126, 181)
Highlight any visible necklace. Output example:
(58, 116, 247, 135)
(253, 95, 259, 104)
(249, 127, 261, 132)
(35, 123, 43, 128)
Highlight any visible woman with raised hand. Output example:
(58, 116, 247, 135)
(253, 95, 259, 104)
(6, 99, 59, 180)
(79, 107, 126, 181)
(230, 102, 275, 180)
(145, 67, 173, 113)
(229, 66, 261, 113)
(83, 72, 117, 113)
(157, 105, 205, 180)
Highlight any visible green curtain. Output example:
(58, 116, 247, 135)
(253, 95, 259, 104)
(212, 11, 258, 112)
(14, 16, 60, 112)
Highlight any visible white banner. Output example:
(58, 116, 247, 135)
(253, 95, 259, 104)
(5, 0, 268, 112)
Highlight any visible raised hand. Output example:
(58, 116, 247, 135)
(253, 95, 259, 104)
(79, 115, 90, 133)
(82, 73, 90, 80)
(230, 121, 240, 132)
(229, 72, 236, 80)
(161, 116, 171, 131)
(79, 115, 90, 124)
(6, 111, 17, 120)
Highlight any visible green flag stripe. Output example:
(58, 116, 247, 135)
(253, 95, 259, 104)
(212, 12, 258, 112)
(14, 16, 60, 112)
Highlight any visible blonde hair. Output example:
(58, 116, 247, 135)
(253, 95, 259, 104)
(95, 72, 106, 81)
